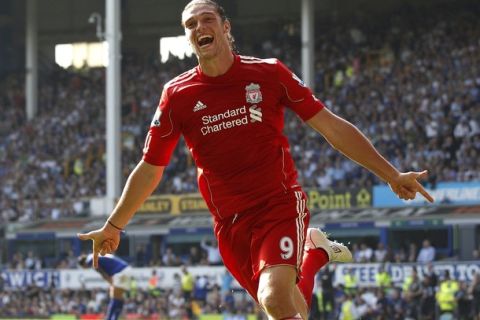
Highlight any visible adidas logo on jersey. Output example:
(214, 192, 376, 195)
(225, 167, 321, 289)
(193, 101, 207, 112)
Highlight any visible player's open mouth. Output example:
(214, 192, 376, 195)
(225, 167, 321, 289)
(197, 35, 214, 48)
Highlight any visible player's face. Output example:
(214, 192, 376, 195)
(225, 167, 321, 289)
(182, 4, 231, 60)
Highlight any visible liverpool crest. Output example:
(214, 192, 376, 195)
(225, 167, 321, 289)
(245, 83, 263, 104)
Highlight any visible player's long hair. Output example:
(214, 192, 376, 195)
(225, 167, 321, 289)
(182, 0, 238, 53)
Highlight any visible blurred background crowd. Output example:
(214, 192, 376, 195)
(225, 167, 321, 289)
(2, 264, 480, 320)
(2, 236, 480, 319)
(0, 269, 257, 319)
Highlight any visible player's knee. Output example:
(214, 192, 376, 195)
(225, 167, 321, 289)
(258, 289, 280, 314)
(258, 286, 290, 316)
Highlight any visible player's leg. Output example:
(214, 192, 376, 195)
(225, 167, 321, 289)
(106, 271, 130, 320)
(297, 228, 352, 309)
(258, 265, 307, 319)
(106, 286, 125, 320)
(296, 240, 329, 309)
(254, 189, 311, 319)
(214, 214, 261, 301)
(292, 285, 309, 318)
(215, 189, 317, 319)
(215, 205, 307, 319)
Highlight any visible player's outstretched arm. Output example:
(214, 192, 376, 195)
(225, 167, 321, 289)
(307, 108, 434, 203)
(78, 160, 165, 268)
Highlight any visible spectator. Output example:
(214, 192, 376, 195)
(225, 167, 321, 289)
(408, 242, 418, 263)
(344, 267, 358, 295)
(404, 268, 422, 320)
(358, 243, 373, 262)
(162, 247, 179, 266)
(338, 294, 358, 320)
(374, 242, 387, 263)
(167, 291, 187, 319)
(375, 264, 392, 291)
(172, 273, 182, 296)
(417, 239, 436, 263)
(472, 248, 479, 260)
(206, 284, 222, 314)
(148, 269, 161, 297)
(374, 289, 390, 319)
(389, 288, 407, 320)
(468, 272, 480, 319)
(193, 275, 209, 304)
(456, 281, 472, 320)
(420, 275, 436, 320)
(425, 263, 439, 288)
(180, 265, 194, 319)
(318, 264, 335, 319)
(200, 237, 222, 266)
(188, 246, 203, 265)
(221, 269, 233, 303)
(135, 244, 148, 267)
(351, 243, 362, 263)
(181, 265, 194, 302)
(436, 270, 459, 319)
(24, 251, 41, 270)
(394, 247, 406, 263)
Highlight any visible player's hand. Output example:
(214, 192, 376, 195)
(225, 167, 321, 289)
(77, 223, 121, 268)
(388, 170, 434, 203)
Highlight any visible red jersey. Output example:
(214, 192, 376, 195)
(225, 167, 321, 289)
(143, 55, 324, 220)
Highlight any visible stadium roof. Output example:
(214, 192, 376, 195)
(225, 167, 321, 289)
(4, 0, 470, 47)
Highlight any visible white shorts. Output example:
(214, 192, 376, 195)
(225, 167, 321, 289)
(112, 266, 133, 290)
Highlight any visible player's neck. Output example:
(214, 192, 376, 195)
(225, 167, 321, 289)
(198, 51, 234, 77)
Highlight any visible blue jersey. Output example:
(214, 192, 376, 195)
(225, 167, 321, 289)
(86, 254, 128, 276)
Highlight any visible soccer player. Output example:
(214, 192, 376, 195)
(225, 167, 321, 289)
(78, 253, 131, 320)
(78, 1, 434, 319)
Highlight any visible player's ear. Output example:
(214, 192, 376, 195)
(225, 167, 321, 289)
(223, 19, 231, 34)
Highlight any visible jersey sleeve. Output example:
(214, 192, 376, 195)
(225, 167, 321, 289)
(276, 60, 325, 121)
(97, 256, 108, 272)
(142, 86, 181, 166)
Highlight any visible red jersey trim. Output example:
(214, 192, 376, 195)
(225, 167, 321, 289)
(165, 68, 196, 88)
(279, 82, 305, 103)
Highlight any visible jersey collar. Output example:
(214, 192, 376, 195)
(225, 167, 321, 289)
(196, 54, 240, 83)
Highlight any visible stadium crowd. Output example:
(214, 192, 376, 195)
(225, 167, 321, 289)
(2, 235, 445, 270)
(2, 264, 480, 320)
(0, 3, 479, 224)
(309, 266, 480, 320)
(0, 282, 257, 319)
